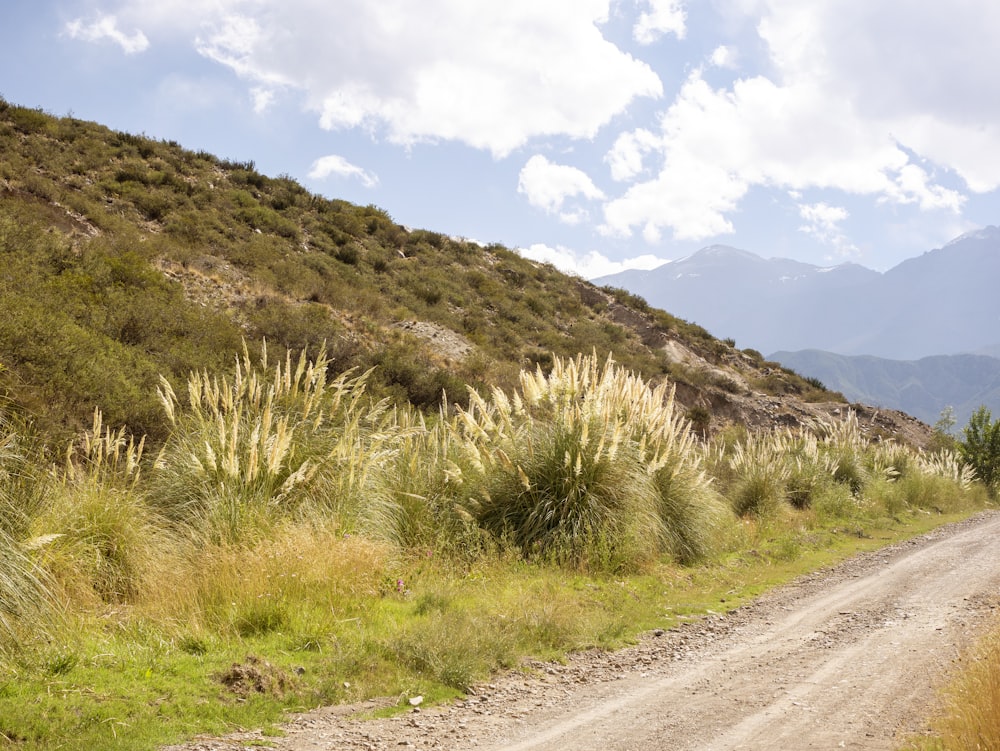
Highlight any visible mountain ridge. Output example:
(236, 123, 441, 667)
(594, 227, 1000, 360)
(770, 349, 1000, 428)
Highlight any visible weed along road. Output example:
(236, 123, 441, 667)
(175, 512, 1000, 751)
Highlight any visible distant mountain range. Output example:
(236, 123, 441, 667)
(594, 227, 1000, 360)
(769, 350, 1000, 427)
(594, 228, 1000, 425)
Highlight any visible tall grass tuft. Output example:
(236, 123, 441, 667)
(915, 449, 977, 491)
(819, 411, 874, 494)
(456, 353, 716, 571)
(0, 410, 56, 651)
(33, 409, 160, 605)
(379, 407, 485, 556)
(782, 429, 837, 510)
(702, 413, 984, 528)
(151, 342, 402, 544)
(0, 411, 57, 656)
(651, 455, 729, 564)
(921, 625, 1000, 750)
(725, 430, 791, 518)
(0, 410, 48, 540)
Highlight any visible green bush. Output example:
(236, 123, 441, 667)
(959, 406, 1000, 493)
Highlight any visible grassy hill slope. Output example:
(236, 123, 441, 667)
(0, 98, 883, 449)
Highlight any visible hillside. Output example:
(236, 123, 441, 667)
(594, 236, 1000, 360)
(770, 349, 1000, 427)
(0, 99, 929, 447)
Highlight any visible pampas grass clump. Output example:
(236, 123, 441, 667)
(456, 353, 717, 571)
(150, 343, 400, 544)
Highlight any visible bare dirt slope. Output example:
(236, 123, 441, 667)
(174, 512, 1000, 751)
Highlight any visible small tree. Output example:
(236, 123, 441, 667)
(928, 406, 958, 453)
(959, 406, 1000, 494)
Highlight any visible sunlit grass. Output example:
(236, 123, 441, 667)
(905, 617, 1000, 751)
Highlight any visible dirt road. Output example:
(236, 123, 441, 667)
(176, 512, 1000, 751)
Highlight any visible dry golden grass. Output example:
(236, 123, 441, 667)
(138, 522, 394, 637)
(912, 619, 1000, 750)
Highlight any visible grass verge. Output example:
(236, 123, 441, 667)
(903, 611, 1000, 751)
(0, 508, 980, 750)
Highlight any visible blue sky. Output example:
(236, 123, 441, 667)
(2, 1, 998, 277)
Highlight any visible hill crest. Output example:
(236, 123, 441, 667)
(0, 98, 930, 447)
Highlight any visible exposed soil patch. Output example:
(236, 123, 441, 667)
(218, 655, 295, 699)
(393, 320, 475, 363)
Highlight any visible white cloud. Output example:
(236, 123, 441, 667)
(600, 0, 999, 244)
(753, 0, 1000, 192)
(601, 145, 745, 242)
(518, 243, 669, 279)
(798, 202, 847, 234)
(518, 155, 605, 223)
(883, 164, 965, 212)
(107, 0, 662, 157)
(709, 45, 738, 69)
(250, 86, 275, 113)
(633, 0, 687, 44)
(308, 155, 378, 188)
(601, 64, 978, 242)
(605, 128, 660, 182)
(65, 15, 149, 54)
(796, 201, 858, 258)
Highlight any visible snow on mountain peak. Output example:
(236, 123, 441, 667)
(943, 225, 1000, 248)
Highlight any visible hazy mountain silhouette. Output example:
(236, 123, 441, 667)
(770, 350, 1000, 427)
(594, 228, 1000, 360)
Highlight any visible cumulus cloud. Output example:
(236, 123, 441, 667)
(709, 45, 738, 69)
(605, 128, 660, 182)
(601, 0, 993, 244)
(100, 0, 662, 157)
(754, 0, 1000, 191)
(65, 15, 149, 54)
(633, 0, 687, 44)
(308, 155, 378, 188)
(601, 143, 745, 242)
(518, 243, 669, 279)
(518, 155, 605, 223)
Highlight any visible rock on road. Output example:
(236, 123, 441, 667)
(172, 512, 1000, 751)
